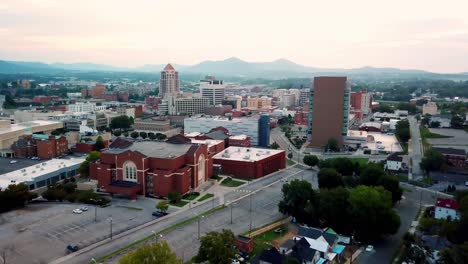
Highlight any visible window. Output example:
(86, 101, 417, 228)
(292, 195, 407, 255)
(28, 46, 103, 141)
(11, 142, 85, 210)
(123, 161, 138, 182)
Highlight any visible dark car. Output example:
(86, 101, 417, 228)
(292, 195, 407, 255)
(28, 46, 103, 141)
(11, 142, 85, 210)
(152, 211, 169, 217)
(67, 244, 78, 252)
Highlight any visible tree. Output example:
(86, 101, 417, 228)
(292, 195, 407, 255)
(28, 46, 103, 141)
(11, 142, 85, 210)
(156, 201, 169, 213)
(0, 183, 37, 213)
(349, 186, 401, 242)
(287, 152, 293, 159)
(318, 168, 344, 189)
(168, 191, 182, 204)
(148, 132, 156, 140)
(94, 135, 105, 151)
(359, 163, 386, 186)
(86, 151, 101, 162)
(395, 120, 410, 142)
(420, 148, 445, 175)
(374, 104, 394, 113)
(119, 241, 181, 264)
(396, 102, 418, 114)
(139, 132, 148, 139)
(318, 187, 352, 234)
(451, 115, 465, 129)
(3, 94, 17, 109)
(303, 155, 319, 167)
(156, 133, 167, 140)
(270, 142, 280, 149)
(130, 131, 139, 139)
(113, 130, 122, 137)
(325, 138, 339, 152)
(278, 179, 318, 225)
(123, 132, 129, 137)
(79, 160, 90, 177)
(330, 157, 355, 176)
(110, 115, 132, 131)
(195, 229, 236, 264)
(439, 242, 468, 264)
(378, 175, 403, 205)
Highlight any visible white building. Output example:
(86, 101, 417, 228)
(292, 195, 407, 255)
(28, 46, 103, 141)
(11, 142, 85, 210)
(435, 198, 459, 220)
(184, 116, 261, 145)
(68, 102, 96, 113)
(160, 96, 209, 115)
(385, 153, 403, 171)
(0, 158, 84, 191)
(200, 76, 225, 106)
(423, 101, 439, 116)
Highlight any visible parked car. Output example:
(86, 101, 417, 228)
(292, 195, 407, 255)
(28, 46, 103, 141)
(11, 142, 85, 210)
(376, 141, 383, 144)
(80, 206, 89, 211)
(66, 244, 78, 252)
(377, 145, 385, 150)
(10, 160, 17, 164)
(72, 209, 83, 214)
(152, 211, 168, 217)
(366, 245, 374, 252)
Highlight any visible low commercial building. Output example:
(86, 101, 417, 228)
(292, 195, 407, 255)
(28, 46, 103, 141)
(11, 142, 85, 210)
(89, 138, 213, 199)
(0, 158, 84, 191)
(134, 117, 171, 132)
(0, 120, 63, 155)
(423, 101, 439, 116)
(213, 147, 285, 180)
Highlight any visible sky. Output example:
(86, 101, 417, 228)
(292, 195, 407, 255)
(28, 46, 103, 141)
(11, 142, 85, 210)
(1, 0, 468, 73)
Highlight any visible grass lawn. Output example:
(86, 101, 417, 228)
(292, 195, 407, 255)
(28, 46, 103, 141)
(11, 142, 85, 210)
(197, 193, 214, 202)
(349, 157, 369, 167)
(251, 225, 287, 257)
(182, 193, 200, 201)
(420, 126, 452, 139)
(286, 159, 296, 166)
(170, 200, 189, 207)
(220, 178, 245, 187)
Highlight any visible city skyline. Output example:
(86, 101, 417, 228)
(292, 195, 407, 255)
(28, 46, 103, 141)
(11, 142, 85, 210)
(1, 0, 468, 73)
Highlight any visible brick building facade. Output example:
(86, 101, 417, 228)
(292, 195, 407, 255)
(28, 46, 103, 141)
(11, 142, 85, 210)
(89, 138, 213, 199)
(11, 134, 68, 159)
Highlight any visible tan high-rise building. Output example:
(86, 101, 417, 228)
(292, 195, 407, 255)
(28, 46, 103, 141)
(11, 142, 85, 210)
(309, 77, 350, 148)
(159, 64, 180, 99)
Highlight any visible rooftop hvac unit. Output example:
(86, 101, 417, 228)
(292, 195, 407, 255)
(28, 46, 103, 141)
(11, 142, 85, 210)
(243, 155, 250, 160)
(21, 169, 26, 172)
(36, 165, 40, 168)
(41, 168, 44, 171)
(32, 170, 36, 173)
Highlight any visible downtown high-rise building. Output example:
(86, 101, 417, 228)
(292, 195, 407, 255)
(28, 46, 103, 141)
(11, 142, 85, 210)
(159, 64, 180, 98)
(308, 76, 350, 148)
(200, 76, 225, 106)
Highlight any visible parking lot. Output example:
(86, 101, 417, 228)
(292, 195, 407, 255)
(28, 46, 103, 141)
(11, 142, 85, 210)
(428, 128, 468, 152)
(0, 197, 174, 264)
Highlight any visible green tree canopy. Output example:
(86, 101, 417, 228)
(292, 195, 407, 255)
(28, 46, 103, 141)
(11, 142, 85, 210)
(318, 187, 352, 234)
(110, 115, 132, 130)
(130, 131, 139, 139)
(325, 138, 339, 152)
(420, 148, 445, 175)
(359, 163, 386, 186)
(303, 155, 319, 167)
(156, 200, 169, 213)
(94, 135, 105, 151)
(119, 241, 181, 264)
(140, 131, 148, 139)
(318, 168, 344, 189)
(349, 186, 401, 242)
(278, 179, 318, 224)
(395, 120, 410, 142)
(195, 229, 236, 264)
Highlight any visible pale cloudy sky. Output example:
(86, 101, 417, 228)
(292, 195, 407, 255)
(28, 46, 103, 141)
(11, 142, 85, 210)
(1, 0, 468, 73)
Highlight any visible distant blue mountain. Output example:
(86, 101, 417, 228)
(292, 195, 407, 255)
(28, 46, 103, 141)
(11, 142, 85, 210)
(0, 58, 462, 78)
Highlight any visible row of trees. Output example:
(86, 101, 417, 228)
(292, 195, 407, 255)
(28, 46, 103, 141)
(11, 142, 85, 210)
(0, 183, 37, 213)
(279, 180, 400, 242)
(396, 119, 411, 143)
(115, 131, 168, 141)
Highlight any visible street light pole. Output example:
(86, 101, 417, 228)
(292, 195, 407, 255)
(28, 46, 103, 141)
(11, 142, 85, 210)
(197, 216, 204, 240)
(109, 216, 113, 240)
(249, 194, 253, 237)
(230, 202, 236, 224)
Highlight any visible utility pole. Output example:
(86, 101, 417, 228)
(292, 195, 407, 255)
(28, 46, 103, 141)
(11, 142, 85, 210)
(109, 216, 113, 240)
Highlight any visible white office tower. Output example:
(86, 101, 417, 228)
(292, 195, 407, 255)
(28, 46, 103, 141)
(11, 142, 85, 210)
(200, 76, 225, 106)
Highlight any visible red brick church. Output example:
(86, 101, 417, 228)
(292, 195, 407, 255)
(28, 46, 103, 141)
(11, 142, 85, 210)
(89, 138, 213, 199)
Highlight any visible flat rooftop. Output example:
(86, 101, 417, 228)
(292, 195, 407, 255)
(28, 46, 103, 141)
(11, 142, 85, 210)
(185, 116, 259, 123)
(213, 146, 284, 162)
(0, 157, 85, 189)
(229, 135, 249, 140)
(346, 130, 402, 152)
(0, 120, 62, 134)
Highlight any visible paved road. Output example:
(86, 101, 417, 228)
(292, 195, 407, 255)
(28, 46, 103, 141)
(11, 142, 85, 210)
(52, 166, 316, 264)
(270, 127, 304, 165)
(408, 116, 423, 179)
(356, 183, 452, 264)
